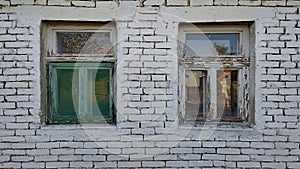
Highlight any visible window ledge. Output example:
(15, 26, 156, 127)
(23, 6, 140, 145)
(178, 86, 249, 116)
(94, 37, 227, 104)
(180, 121, 254, 131)
(41, 123, 117, 130)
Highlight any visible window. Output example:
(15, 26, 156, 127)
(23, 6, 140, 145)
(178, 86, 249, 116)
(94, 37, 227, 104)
(43, 22, 116, 124)
(179, 24, 251, 123)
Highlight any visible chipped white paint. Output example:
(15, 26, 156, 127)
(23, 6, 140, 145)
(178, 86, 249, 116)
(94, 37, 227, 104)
(0, 0, 299, 168)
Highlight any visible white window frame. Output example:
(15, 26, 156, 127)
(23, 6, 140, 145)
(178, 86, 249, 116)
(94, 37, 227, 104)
(179, 23, 250, 123)
(45, 22, 117, 62)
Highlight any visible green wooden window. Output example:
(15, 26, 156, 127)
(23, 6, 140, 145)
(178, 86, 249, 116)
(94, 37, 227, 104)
(46, 62, 114, 124)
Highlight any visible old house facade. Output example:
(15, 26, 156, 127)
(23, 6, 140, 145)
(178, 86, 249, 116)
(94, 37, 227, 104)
(0, 0, 300, 168)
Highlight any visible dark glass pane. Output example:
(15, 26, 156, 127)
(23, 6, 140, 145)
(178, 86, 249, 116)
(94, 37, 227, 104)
(186, 33, 239, 56)
(185, 70, 207, 121)
(56, 32, 112, 54)
(217, 70, 238, 118)
(87, 68, 111, 122)
(57, 68, 79, 118)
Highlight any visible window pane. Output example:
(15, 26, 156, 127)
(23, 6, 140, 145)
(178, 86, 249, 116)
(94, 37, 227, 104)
(217, 70, 238, 118)
(186, 33, 239, 56)
(56, 32, 112, 54)
(86, 68, 112, 123)
(56, 68, 79, 121)
(185, 70, 208, 121)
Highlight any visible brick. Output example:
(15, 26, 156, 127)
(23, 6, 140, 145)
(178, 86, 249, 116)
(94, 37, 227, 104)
(275, 156, 298, 162)
(58, 155, 81, 161)
(1, 162, 21, 168)
(203, 141, 226, 147)
(118, 161, 141, 168)
(0, 116, 15, 123)
(5, 82, 28, 88)
(238, 0, 261, 6)
(178, 154, 201, 160)
(0, 21, 12, 28)
(70, 162, 93, 168)
(214, 0, 238, 5)
(132, 128, 155, 135)
(128, 22, 152, 28)
(71, 0, 95, 7)
(46, 162, 69, 168)
(170, 148, 192, 154)
(226, 155, 250, 161)
(144, 36, 166, 42)
(11, 156, 33, 162)
(189, 161, 213, 167)
(218, 148, 240, 154)
(267, 28, 284, 34)
(107, 155, 129, 161)
(238, 162, 261, 168)
(242, 148, 265, 155)
(27, 149, 49, 156)
(3, 68, 29, 75)
(146, 148, 169, 155)
(35, 0, 46, 5)
(22, 162, 45, 168)
(166, 161, 188, 167)
(142, 161, 165, 167)
(2, 149, 26, 155)
(11, 0, 34, 5)
(48, 0, 71, 6)
(34, 139, 55, 145)
(51, 149, 73, 155)
(83, 155, 106, 161)
(202, 154, 225, 160)
(191, 0, 213, 6)
(144, 49, 167, 55)
(5, 42, 29, 48)
(0, 156, 10, 162)
(75, 149, 98, 154)
(94, 162, 117, 168)
(275, 142, 298, 149)
(154, 154, 177, 160)
(265, 149, 289, 155)
(11, 143, 35, 149)
(35, 155, 58, 162)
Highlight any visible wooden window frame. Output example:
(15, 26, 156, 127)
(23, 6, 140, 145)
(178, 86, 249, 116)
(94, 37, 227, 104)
(47, 62, 114, 124)
(179, 23, 250, 123)
(42, 21, 116, 125)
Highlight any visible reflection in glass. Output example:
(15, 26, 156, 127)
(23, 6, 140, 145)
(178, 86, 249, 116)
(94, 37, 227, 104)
(185, 70, 207, 120)
(217, 70, 238, 118)
(56, 32, 112, 54)
(57, 69, 79, 118)
(186, 33, 239, 56)
(87, 69, 111, 122)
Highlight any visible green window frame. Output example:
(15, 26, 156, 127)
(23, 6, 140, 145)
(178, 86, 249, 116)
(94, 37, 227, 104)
(46, 62, 114, 124)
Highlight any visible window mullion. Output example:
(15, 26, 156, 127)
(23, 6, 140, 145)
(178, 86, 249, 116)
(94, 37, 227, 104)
(50, 66, 57, 122)
(239, 68, 246, 120)
(209, 68, 218, 120)
(109, 67, 113, 120)
(79, 67, 87, 120)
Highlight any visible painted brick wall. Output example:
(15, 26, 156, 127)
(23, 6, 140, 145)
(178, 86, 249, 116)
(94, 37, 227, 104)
(0, 0, 300, 168)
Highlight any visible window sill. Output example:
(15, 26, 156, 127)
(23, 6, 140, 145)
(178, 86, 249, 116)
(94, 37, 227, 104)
(180, 121, 254, 131)
(41, 123, 117, 130)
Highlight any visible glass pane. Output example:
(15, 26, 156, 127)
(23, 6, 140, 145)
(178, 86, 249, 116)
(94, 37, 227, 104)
(186, 33, 239, 56)
(56, 68, 79, 119)
(185, 70, 207, 121)
(86, 68, 112, 122)
(56, 32, 112, 54)
(217, 70, 238, 118)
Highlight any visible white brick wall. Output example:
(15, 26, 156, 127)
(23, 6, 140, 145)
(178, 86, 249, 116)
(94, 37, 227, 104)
(0, 0, 299, 168)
